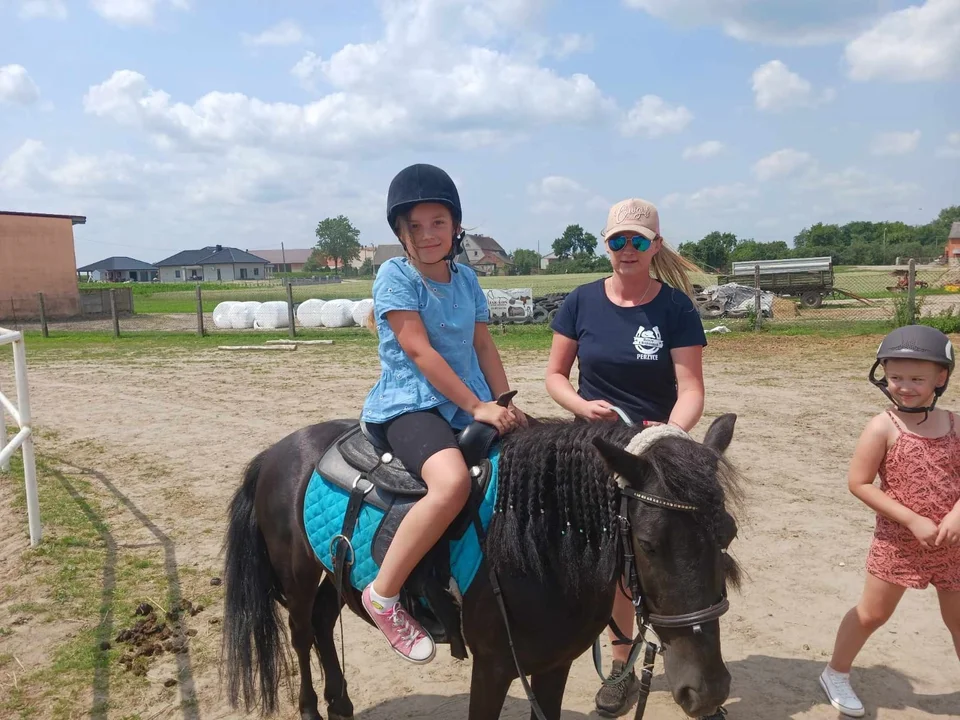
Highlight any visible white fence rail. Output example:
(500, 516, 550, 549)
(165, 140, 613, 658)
(0, 326, 41, 546)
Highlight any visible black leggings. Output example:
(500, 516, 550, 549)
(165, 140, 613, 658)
(382, 409, 460, 476)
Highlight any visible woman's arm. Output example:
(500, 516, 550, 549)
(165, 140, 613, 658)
(668, 345, 705, 431)
(545, 333, 617, 421)
(473, 322, 510, 398)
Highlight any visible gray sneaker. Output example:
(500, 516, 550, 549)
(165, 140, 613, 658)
(595, 660, 641, 718)
(819, 667, 865, 718)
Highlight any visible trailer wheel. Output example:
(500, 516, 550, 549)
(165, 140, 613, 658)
(800, 291, 823, 309)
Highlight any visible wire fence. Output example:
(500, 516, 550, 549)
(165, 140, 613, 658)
(4, 262, 960, 338)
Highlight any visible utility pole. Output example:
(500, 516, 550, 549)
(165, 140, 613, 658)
(281, 242, 287, 273)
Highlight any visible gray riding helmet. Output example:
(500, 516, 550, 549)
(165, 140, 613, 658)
(869, 324, 955, 418)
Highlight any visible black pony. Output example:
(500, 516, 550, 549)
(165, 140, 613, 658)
(221, 413, 742, 720)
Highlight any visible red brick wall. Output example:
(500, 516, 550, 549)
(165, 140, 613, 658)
(0, 215, 81, 319)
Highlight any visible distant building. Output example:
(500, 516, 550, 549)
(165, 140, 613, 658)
(947, 222, 960, 266)
(249, 248, 312, 274)
(77, 256, 158, 282)
(154, 245, 269, 282)
(457, 234, 513, 275)
(373, 244, 407, 272)
(1, 210, 86, 319)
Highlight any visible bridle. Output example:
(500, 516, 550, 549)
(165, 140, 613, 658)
(590, 485, 730, 719)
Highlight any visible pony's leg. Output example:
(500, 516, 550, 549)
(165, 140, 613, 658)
(467, 657, 513, 720)
(288, 588, 323, 720)
(313, 577, 355, 720)
(530, 663, 572, 720)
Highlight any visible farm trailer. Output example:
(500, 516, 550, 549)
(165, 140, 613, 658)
(718, 256, 834, 309)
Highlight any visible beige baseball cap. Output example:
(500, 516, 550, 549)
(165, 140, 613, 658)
(602, 198, 660, 241)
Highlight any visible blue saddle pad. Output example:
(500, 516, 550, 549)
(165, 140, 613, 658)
(303, 447, 500, 595)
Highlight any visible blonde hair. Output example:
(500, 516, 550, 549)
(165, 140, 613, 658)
(651, 238, 702, 297)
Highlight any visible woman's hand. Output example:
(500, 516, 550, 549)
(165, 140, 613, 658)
(936, 507, 960, 547)
(473, 401, 518, 435)
(577, 399, 619, 422)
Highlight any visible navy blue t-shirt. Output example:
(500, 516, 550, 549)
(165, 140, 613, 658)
(551, 279, 707, 424)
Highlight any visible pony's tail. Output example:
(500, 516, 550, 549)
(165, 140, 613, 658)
(222, 450, 288, 715)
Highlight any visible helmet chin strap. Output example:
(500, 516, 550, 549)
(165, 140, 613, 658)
(869, 360, 943, 424)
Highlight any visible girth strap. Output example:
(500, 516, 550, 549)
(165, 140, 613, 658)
(331, 475, 373, 618)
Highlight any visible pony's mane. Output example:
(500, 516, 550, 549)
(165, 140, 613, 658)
(486, 419, 743, 597)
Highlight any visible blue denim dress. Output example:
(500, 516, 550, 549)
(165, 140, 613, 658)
(360, 257, 493, 430)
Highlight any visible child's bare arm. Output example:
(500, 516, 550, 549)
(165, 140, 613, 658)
(849, 414, 938, 547)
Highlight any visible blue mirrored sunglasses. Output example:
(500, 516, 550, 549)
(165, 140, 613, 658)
(607, 234, 653, 252)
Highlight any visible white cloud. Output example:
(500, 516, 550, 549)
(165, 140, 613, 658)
(90, 0, 188, 27)
(798, 167, 922, 212)
(937, 131, 960, 158)
(242, 20, 306, 48)
(88, 1, 614, 156)
(662, 183, 758, 213)
(869, 130, 921, 157)
(554, 33, 592, 58)
(19, 0, 67, 19)
(527, 175, 608, 215)
(0, 64, 40, 105)
(845, 0, 960, 82)
(622, 0, 883, 46)
(751, 60, 833, 112)
(682, 140, 725, 160)
(753, 149, 815, 181)
(620, 95, 692, 138)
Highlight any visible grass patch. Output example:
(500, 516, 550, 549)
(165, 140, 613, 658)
(0, 453, 199, 719)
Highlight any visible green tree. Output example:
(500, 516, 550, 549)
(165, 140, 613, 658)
(314, 215, 361, 275)
(303, 248, 328, 273)
(511, 249, 540, 275)
(552, 224, 598, 259)
(679, 231, 737, 271)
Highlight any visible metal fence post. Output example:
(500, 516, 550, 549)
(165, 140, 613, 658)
(907, 258, 917, 325)
(754, 264, 762, 331)
(286, 283, 297, 339)
(38, 293, 48, 338)
(0, 374, 8, 472)
(195, 285, 205, 337)
(110, 289, 120, 338)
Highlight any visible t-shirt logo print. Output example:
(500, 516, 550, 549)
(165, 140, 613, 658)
(633, 325, 663, 360)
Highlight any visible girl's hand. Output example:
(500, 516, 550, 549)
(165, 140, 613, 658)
(508, 403, 529, 428)
(578, 400, 619, 422)
(936, 507, 960, 547)
(908, 515, 940, 549)
(473, 401, 518, 435)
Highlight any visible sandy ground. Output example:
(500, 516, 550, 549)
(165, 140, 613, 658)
(1, 335, 958, 719)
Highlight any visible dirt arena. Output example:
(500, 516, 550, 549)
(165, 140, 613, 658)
(1, 334, 957, 719)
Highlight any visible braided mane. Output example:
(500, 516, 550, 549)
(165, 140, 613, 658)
(486, 419, 743, 598)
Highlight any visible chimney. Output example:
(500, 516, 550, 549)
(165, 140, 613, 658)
(216, 244, 223, 252)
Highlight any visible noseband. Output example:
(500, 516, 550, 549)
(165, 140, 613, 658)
(592, 486, 730, 720)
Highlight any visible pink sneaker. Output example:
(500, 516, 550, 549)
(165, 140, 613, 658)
(361, 585, 436, 664)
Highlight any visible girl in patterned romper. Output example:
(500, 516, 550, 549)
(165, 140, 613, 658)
(820, 325, 960, 717)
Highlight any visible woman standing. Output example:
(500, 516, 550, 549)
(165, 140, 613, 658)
(545, 197, 709, 717)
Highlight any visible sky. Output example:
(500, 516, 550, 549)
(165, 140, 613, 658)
(1, 0, 958, 267)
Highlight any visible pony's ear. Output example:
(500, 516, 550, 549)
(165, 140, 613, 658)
(703, 413, 737, 455)
(592, 437, 650, 489)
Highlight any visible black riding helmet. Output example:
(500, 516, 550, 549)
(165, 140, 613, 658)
(386, 163, 465, 273)
(869, 324, 955, 422)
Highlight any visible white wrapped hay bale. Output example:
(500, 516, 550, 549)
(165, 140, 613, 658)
(254, 301, 289, 329)
(351, 298, 374, 327)
(320, 299, 356, 328)
(229, 301, 261, 329)
(213, 301, 240, 329)
(296, 298, 327, 328)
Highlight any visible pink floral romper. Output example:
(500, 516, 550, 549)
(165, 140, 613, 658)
(866, 411, 960, 591)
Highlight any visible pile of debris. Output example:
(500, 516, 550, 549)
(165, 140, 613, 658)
(695, 283, 774, 319)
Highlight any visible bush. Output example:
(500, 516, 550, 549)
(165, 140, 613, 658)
(920, 307, 960, 335)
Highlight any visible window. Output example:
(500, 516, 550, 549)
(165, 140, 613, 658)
(240, 268, 248, 279)
(254, 267, 260, 276)
(175, 270, 181, 278)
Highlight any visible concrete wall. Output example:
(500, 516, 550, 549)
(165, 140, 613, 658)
(0, 214, 81, 318)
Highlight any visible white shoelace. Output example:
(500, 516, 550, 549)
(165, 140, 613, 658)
(389, 605, 423, 648)
(825, 671, 860, 705)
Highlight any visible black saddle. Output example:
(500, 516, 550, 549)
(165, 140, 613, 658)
(317, 392, 515, 660)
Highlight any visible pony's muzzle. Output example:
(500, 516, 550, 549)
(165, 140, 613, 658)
(672, 667, 731, 718)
